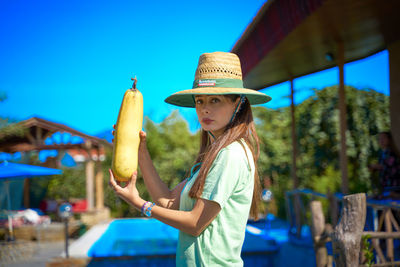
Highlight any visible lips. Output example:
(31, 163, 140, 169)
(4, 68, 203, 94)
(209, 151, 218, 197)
(202, 118, 213, 124)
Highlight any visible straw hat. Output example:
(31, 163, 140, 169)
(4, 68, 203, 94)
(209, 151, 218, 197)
(164, 52, 271, 107)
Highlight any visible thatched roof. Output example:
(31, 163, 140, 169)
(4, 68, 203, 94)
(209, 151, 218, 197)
(0, 117, 111, 153)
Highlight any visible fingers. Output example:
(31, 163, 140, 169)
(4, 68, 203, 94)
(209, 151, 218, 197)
(129, 171, 138, 184)
(113, 127, 145, 140)
(139, 131, 147, 142)
(121, 171, 136, 189)
(139, 130, 146, 137)
(111, 125, 116, 143)
(109, 169, 118, 189)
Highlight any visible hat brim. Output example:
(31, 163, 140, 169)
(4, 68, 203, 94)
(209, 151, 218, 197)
(164, 87, 272, 107)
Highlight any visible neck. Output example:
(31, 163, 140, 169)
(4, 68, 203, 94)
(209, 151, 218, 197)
(209, 129, 225, 139)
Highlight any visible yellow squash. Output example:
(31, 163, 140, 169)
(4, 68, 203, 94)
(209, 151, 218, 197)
(111, 78, 143, 181)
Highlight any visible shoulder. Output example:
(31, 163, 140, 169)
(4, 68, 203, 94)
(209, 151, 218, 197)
(223, 140, 246, 153)
(215, 140, 253, 168)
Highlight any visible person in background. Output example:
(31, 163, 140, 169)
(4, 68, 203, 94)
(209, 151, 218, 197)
(369, 131, 400, 198)
(109, 52, 271, 266)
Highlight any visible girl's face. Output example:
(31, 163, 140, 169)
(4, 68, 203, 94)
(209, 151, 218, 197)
(195, 95, 239, 138)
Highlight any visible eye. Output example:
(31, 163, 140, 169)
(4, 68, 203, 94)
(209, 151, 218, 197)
(195, 99, 203, 105)
(211, 98, 220, 103)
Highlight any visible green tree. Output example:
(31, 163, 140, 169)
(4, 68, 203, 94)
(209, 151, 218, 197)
(145, 111, 199, 188)
(295, 86, 389, 194)
(253, 86, 389, 218)
(0, 92, 26, 139)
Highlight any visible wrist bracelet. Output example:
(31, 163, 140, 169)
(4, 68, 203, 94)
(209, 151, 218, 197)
(143, 202, 155, 217)
(141, 201, 151, 215)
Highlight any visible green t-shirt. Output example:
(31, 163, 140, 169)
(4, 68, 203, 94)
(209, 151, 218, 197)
(176, 140, 255, 267)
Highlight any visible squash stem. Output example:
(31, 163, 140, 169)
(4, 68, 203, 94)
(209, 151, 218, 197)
(131, 76, 137, 91)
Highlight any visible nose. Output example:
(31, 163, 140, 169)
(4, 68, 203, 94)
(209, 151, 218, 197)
(199, 102, 210, 114)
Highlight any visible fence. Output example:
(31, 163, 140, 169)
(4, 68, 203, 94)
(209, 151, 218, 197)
(285, 189, 400, 266)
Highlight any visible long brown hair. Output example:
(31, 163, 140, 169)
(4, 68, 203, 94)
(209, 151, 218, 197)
(188, 95, 261, 220)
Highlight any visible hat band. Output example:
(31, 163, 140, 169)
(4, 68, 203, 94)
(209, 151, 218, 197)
(192, 78, 243, 89)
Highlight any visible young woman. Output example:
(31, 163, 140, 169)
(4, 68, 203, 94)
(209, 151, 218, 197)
(109, 52, 271, 266)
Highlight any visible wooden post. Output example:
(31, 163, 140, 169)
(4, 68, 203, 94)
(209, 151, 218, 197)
(294, 193, 302, 238)
(388, 40, 400, 153)
(86, 159, 95, 211)
(285, 193, 294, 231)
(384, 210, 394, 262)
(95, 159, 104, 210)
(337, 42, 349, 195)
(290, 78, 302, 237)
(327, 190, 338, 227)
(85, 140, 95, 211)
(372, 238, 387, 263)
(311, 201, 328, 267)
(290, 78, 298, 189)
(389, 209, 400, 231)
(332, 193, 366, 266)
(23, 179, 30, 208)
(23, 152, 31, 208)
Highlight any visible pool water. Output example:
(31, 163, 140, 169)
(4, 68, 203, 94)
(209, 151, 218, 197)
(86, 217, 314, 266)
(88, 219, 178, 257)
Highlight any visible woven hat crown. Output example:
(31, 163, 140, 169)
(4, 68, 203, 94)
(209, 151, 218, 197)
(164, 51, 271, 107)
(195, 52, 243, 80)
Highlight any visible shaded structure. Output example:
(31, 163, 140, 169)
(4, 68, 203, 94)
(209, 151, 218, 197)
(0, 161, 62, 240)
(232, 0, 400, 194)
(0, 117, 111, 212)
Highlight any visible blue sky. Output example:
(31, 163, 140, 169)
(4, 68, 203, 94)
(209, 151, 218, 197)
(0, 0, 390, 136)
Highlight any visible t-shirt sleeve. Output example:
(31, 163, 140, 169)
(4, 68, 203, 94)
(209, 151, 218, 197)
(200, 147, 247, 208)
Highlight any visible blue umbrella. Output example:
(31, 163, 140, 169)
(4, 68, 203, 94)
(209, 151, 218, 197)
(0, 161, 63, 179)
(0, 161, 62, 240)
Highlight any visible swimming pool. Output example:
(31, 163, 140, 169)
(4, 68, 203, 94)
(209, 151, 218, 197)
(86, 218, 282, 266)
(88, 219, 178, 257)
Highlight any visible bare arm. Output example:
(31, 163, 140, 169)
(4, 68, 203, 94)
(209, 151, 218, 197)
(151, 198, 220, 236)
(109, 170, 221, 236)
(112, 127, 184, 209)
(138, 130, 184, 209)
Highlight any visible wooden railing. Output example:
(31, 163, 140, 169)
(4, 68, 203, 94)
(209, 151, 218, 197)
(285, 189, 400, 266)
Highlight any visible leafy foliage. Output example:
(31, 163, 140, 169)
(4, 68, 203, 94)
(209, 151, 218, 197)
(144, 111, 199, 188)
(45, 165, 86, 200)
(0, 93, 26, 139)
(361, 234, 374, 266)
(253, 86, 389, 218)
(295, 86, 389, 193)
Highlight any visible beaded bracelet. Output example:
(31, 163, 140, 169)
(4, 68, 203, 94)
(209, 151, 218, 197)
(141, 201, 151, 215)
(141, 201, 155, 217)
(143, 202, 155, 217)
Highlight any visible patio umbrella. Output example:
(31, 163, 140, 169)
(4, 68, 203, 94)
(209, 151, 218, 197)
(0, 161, 62, 239)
